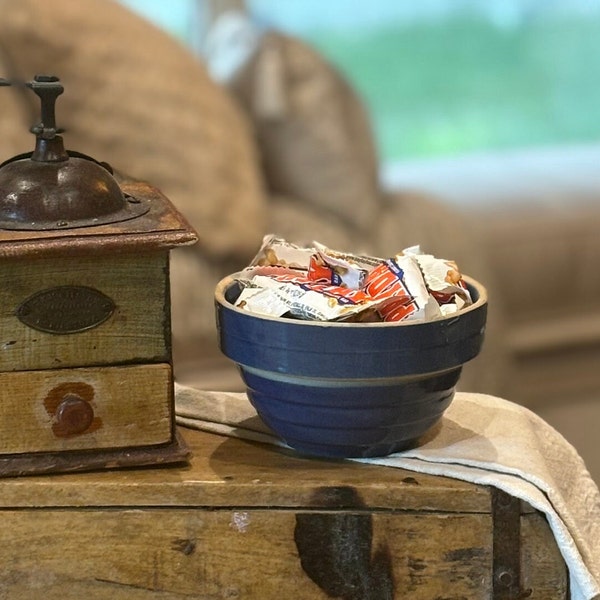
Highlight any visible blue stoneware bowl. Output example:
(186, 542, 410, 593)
(215, 274, 487, 458)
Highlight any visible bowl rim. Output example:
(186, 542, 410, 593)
(214, 272, 487, 328)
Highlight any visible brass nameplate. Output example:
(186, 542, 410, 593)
(16, 285, 115, 334)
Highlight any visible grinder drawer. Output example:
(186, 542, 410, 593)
(0, 363, 172, 455)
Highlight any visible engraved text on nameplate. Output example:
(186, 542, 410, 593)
(16, 286, 116, 334)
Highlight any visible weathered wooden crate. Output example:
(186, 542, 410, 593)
(0, 426, 568, 599)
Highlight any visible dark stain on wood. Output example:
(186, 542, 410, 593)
(306, 485, 369, 509)
(406, 555, 428, 591)
(407, 556, 426, 571)
(294, 486, 394, 599)
(401, 476, 419, 485)
(171, 538, 196, 555)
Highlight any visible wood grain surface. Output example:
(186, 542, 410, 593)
(0, 253, 169, 371)
(0, 427, 568, 599)
(0, 364, 172, 454)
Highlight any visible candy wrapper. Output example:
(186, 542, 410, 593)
(244, 235, 377, 290)
(363, 255, 442, 322)
(236, 273, 377, 321)
(234, 235, 472, 323)
(311, 241, 382, 289)
(248, 235, 314, 271)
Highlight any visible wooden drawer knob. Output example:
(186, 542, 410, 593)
(53, 393, 95, 437)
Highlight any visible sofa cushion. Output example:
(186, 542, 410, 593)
(221, 27, 383, 241)
(382, 145, 600, 327)
(381, 145, 600, 402)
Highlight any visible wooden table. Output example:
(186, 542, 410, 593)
(0, 427, 568, 599)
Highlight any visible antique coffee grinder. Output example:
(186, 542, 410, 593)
(0, 76, 198, 476)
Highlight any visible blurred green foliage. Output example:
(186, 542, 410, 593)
(305, 15, 600, 161)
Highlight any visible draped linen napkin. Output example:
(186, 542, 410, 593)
(175, 384, 600, 600)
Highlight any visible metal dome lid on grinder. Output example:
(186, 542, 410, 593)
(0, 75, 198, 477)
(0, 75, 149, 230)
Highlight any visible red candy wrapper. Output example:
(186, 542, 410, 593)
(364, 255, 441, 322)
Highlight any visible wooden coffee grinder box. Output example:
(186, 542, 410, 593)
(0, 76, 197, 476)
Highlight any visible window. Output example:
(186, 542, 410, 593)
(118, 0, 600, 164)
(117, 0, 199, 44)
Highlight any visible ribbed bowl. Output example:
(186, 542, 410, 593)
(215, 273, 487, 458)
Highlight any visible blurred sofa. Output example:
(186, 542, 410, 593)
(0, 0, 598, 479)
(378, 147, 600, 485)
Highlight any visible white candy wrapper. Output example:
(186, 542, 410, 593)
(234, 283, 291, 318)
(403, 246, 472, 306)
(250, 234, 314, 269)
(311, 242, 382, 289)
(235, 274, 376, 321)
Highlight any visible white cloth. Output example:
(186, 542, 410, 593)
(175, 384, 600, 600)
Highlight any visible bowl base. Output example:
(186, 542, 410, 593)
(280, 437, 421, 460)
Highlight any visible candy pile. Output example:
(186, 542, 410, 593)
(233, 235, 472, 323)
